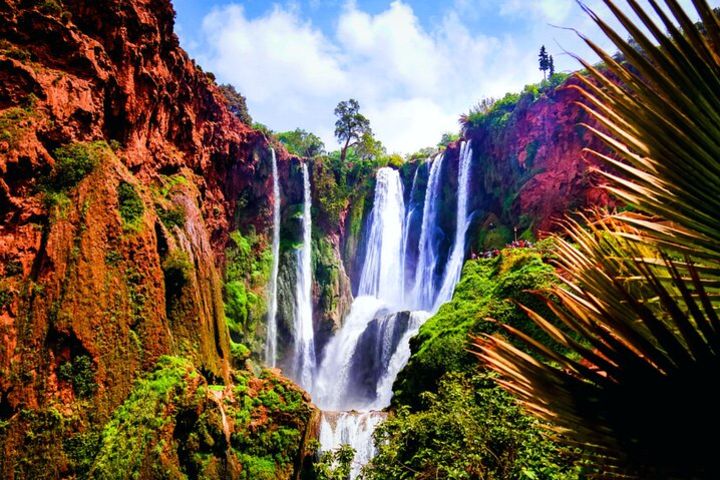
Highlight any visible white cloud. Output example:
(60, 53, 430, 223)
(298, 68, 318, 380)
(188, 0, 716, 154)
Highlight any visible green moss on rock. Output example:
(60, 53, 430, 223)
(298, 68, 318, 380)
(393, 247, 555, 409)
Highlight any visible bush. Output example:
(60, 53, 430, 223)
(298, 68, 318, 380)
(162, 250, 193, 291)
(392, 248, 556, 409)
(47, 141, 107, 191)
(58, 354, 97, 397)
(118, 181, 144, 229)
(219, 84, 252, 125)
(0, 101, 34, 146)
(365, 372, 584, 480)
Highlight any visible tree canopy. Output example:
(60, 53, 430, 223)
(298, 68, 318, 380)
(277, 128, 325, 158)
(334, 98, 371, 162)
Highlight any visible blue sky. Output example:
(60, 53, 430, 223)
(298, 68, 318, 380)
(172, 0, 713, 153)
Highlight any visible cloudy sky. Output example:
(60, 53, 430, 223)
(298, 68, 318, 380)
(173, 0, 712, 154)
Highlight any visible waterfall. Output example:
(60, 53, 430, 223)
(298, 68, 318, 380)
(310, 150, 471, 477)
(410, 153, 445, 311)
(371, 310, 430, 409)
(292, 163, 316, 389)
(265, 148, 281, 367)
(313, 296, 387, 411)
(401, 166, 422, 302)
(358, 167, 405, 307)
(319, 411, 386, 479)
(434, 141, 473, 310)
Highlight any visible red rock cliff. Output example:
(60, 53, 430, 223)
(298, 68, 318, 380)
(0, 0, 310, 477)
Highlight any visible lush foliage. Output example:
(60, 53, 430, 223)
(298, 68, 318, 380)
(224, 229, 273, 355)
(219, 83, 253, 125)
(334, 99, 371, 162)
(58, 354, 97, 398)
(393, 247, 556, 409)
(476, 2, 720, 478)
(364, 372, 583, 480)
(460, 74, 570, 132)
(277, 128, 325, 157)
(313, 444, 355, 480)
(44, 141, 108, 192)
(90, 356, 194, 477)
(227, 369, 313, 480)
(117, 181, 144, 231)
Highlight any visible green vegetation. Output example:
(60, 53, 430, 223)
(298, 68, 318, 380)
(58, 354, 97, 398)
(41, 140, 109, 214)
(0, 95, 36, 146)
(393, 247, 556, 409)
(117, 181, 144, 231)
(90, 356, 196, 478)
(365, 372, 583, 480)
(162, 249, 193, 291)
(334, 98, 371, 162)
(313, 444, 354, 480)
(224, 229, 272, 354)
(478, 3, 720, 478)
(219, 83, 253, 125)
(226, 369, 313, 480)
(48, 141, 107, 190)
(38, 0, 63, 15)
(460, 73, 570, 133)
(277, 128, 325, 157)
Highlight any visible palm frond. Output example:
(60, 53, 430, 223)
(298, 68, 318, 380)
(475, 2, 720, 477)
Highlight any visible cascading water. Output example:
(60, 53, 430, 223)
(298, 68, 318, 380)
(358, 167, 406, 307)
(292, 163, 316, 389)
(410, 153, 446, 311)
(265, 148, 281, 367)
(434, 140, 473, 310)
(319, 411, 386, 479)
(282, 152, 471, 477)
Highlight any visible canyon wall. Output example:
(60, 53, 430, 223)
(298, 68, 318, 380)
(0, 0, 314, 477)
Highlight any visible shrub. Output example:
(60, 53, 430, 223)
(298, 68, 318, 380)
(0, 102, 34, 146)
(47, 141, 107, 191)
(162, 250, 193, 291)
(365, 372, 584, 480)
(38, 0, 62, 15)
(117, 181, 144, 229)
(58, 354, 97, 397)
(218, 84, 252, 125)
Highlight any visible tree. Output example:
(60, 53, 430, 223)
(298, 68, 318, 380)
(548, 55, 555, 78)
(334, 99, 371, 162)
(478, 3, 720, 478)
(277, 128, 325, 157)
(218, 84, 252, 125)
(354, 130, 385, 161)
(538, 45, 550, 80)
(438, 132, 460, 149)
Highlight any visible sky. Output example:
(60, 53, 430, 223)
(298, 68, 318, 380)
(172, 0, 713, 154)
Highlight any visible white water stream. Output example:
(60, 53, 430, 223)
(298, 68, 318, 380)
(265, 148, 281, 367)
(280, 147, 473, 477)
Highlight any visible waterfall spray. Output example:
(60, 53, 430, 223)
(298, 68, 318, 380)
(265, 148, 281, 367)
(358, 167, 405, 307)
(434, 141, 473, 310)
(293, 163, 316, 389)
(411, 153, 445, 311)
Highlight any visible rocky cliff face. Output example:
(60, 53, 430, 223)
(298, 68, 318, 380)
(464, 76, 614, 245)
(0, 0, 313, 477)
